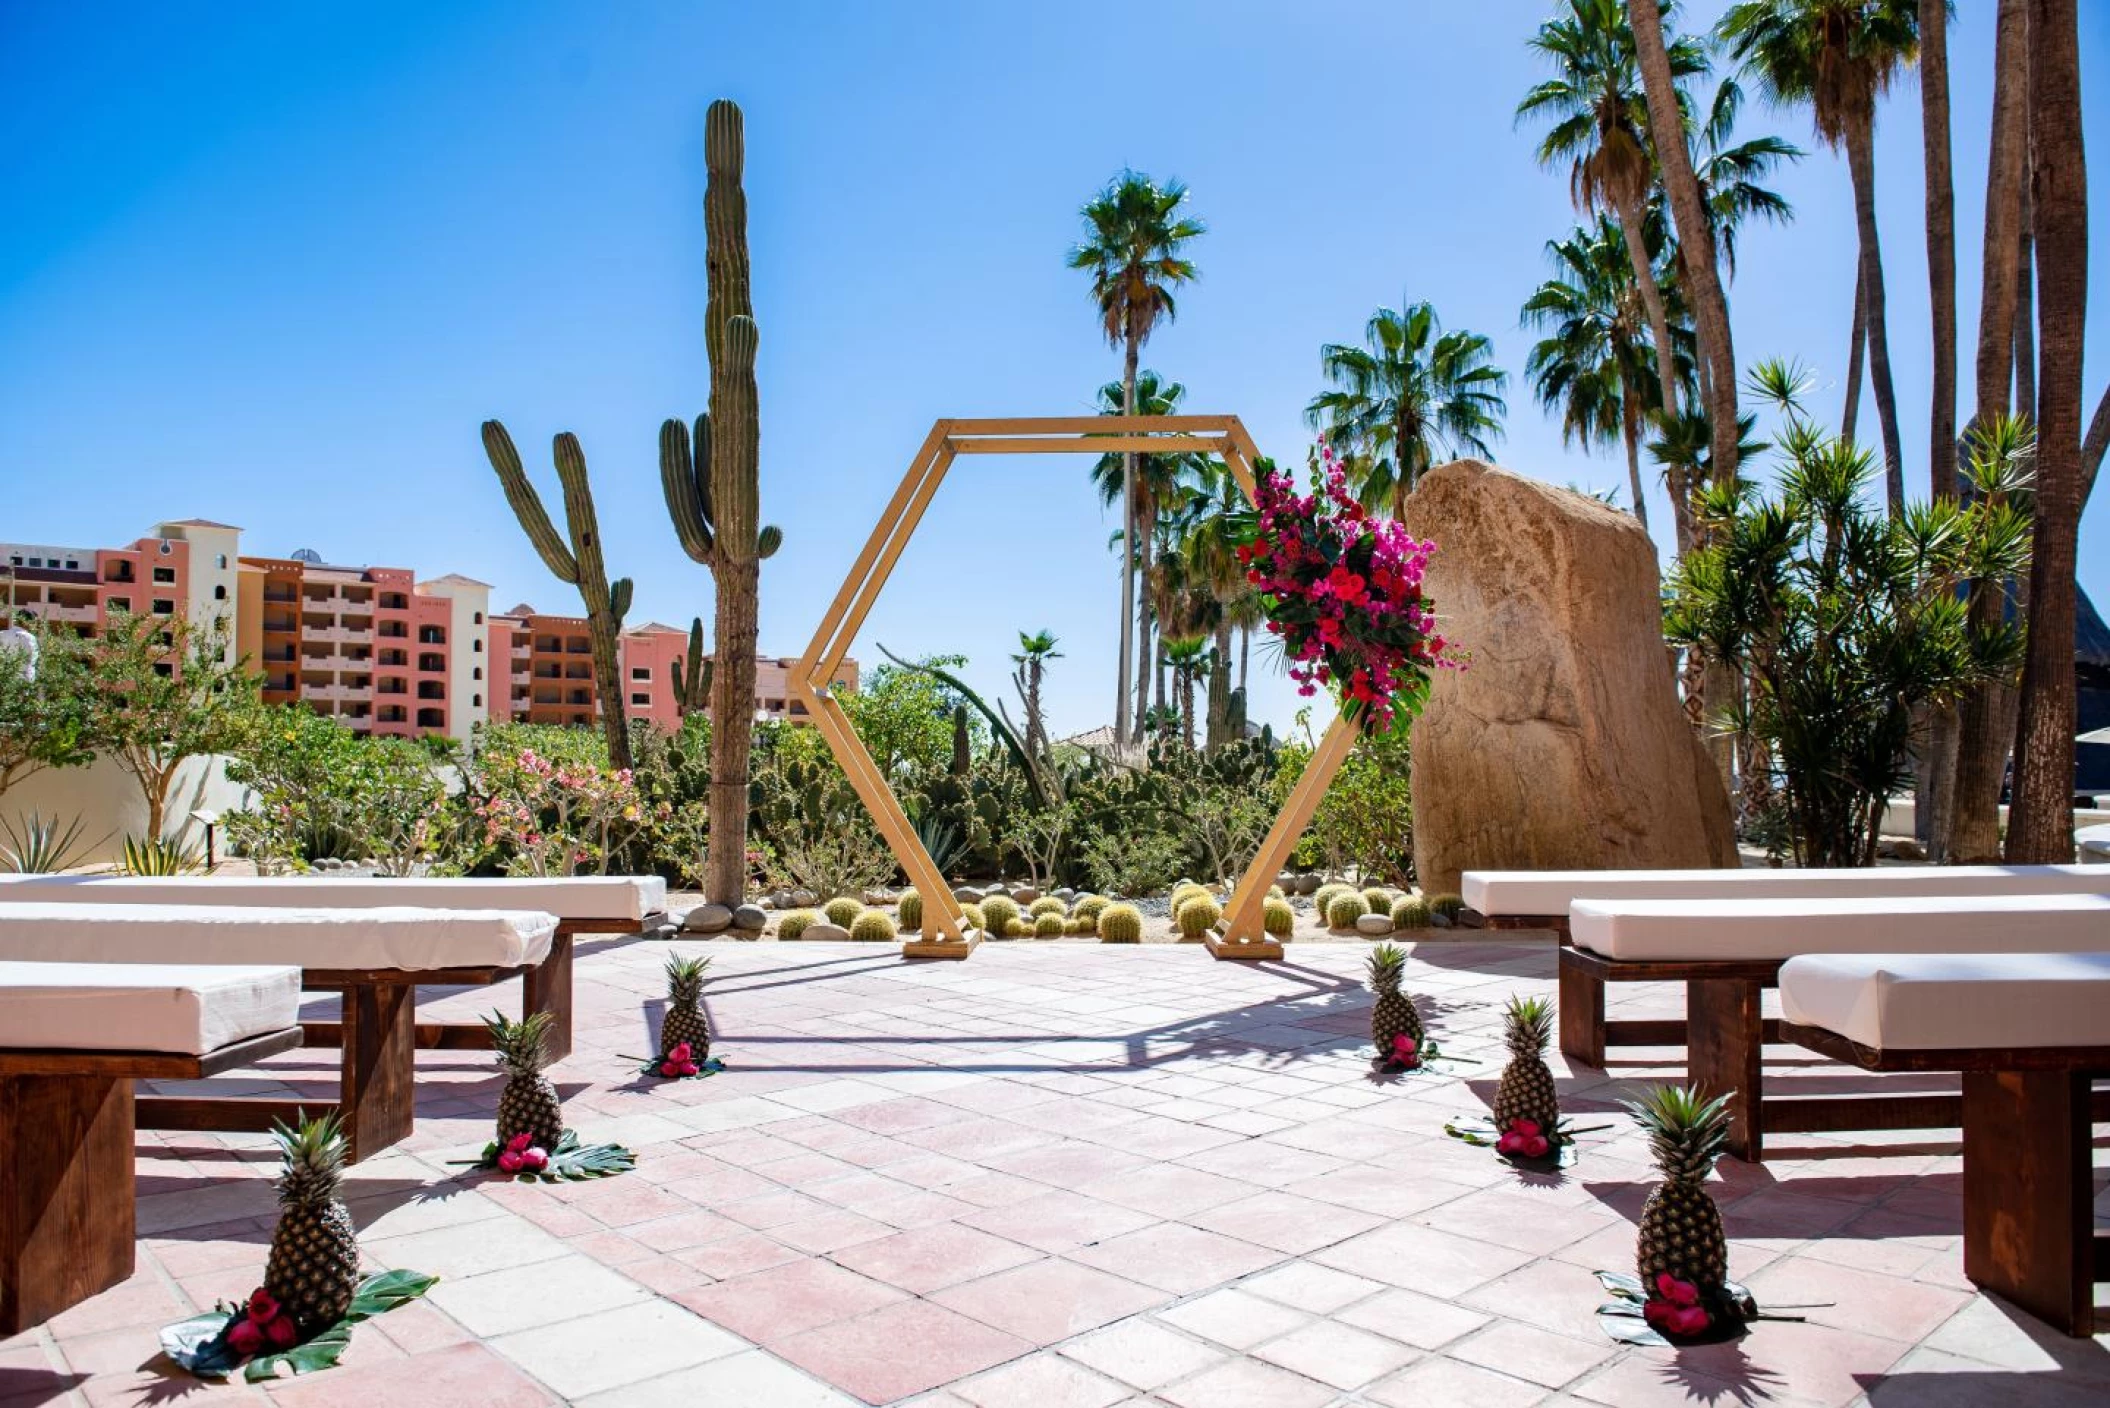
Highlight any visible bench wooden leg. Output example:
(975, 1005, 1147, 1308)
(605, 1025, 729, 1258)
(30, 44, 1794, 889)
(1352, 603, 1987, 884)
(1962, 1069, 2094, 1336)
(524, 933, 575, 1063)
(0, 1075, 136, 1335)
(1687, 977, 1766, 1163)
(340, 983, 416, 1163)
(1558, 942, 1607, 1068)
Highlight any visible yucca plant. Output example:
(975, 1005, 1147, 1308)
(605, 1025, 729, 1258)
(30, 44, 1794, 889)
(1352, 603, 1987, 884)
(122, 834, 205, 876)
(0, 811, 97, 874)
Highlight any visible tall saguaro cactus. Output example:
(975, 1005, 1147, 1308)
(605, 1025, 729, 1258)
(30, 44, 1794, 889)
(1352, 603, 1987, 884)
(661, 99, 783, 904)
(672, 615, 712, 718)
(483, 422, 635, 770)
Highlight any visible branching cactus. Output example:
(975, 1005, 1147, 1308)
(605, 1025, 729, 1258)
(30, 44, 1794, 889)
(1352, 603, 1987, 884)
(483, 421, 635, 770)
(661, 98, 783, 905)
(672, 615, 712, 718)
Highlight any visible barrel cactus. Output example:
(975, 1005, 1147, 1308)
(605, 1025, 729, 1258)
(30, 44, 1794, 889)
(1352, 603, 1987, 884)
(777, 909, 820, 939)
(1361, 887, 1393, 913)
(1071, 895, 1109, 924)
(961, 902, 986, 932)
(1391, 895, 1432, 929)
(658, 98, 785, 905)
(897, 889, 923, 934)
(1003, 918, 1030, 938)
(1028, 896, 1067, 919)
(1170, 882, 1210, 913)
(823, 897, 864, 928)
(1033, 913, 1065, 937)
(1262, 895, 1296, 937)
(1313, 883, 1351, 917)
(849, 910, 897, 942)
(1097, 903, 1144, 943)
(1326, 892, 1371, 928)
(1428, 893, 1466, 922)
(980, 895, 1021, 934)
(1175, 896, 1222, 939)
(482, 422, 634, 770)
(1066, 916, 1096, 935)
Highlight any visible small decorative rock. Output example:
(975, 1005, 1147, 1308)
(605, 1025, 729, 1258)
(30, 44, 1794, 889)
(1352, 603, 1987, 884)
(953, 886, 984, 904)
(1354, 912, 1396, 936)
(1430, 912, 1453, 929)
(730, 904, 768, 932)
(791, 890, 818, 908)
(799, 922, 850, 941)
(1011, 887, 1040, 905)
(1295, 874, 1322, 896)
(682, 904, 734, 934)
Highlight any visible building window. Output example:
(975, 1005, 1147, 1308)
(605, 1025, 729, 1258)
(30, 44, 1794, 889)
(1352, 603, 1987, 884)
(472, 665, 482, 680)
(213, 584, 227, 600)
(473, 611, 484, 625)
(473, 639, 483, 653)
(152, 599, 175, 615)
(152, 567, 176, 584)
(472, 693, 482, 707)
(107, 597, 130, 612)
(217, 553, 228, 568)
(630, 692, 650, 706)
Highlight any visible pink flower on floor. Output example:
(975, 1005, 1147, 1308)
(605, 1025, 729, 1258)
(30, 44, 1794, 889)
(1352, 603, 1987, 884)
(1654, 1273, 1701, 1307)
(1390, 1034, 1420, 1068)
(1644, 1296, 1711, 1338)
(264, 1314, 299, 1348)
(497, 1131, 539, 1173)
(226, 1317, 266, 1356)
(518, 1145, 550, 1172)
(1495, 1118, 1551, 1159)
(245, 1289, 280, 1324)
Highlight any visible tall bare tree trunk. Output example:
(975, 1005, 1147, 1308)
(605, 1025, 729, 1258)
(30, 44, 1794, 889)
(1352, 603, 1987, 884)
(2007, 0, 2086, 863)
(1116, 341, 1138, 745)
(1844, 112, 1907, 514)
(1134, 506, 1153, 739)
(1614, 190, 1682, 437)
(2083, 382, 2110, 505)
(1841, 265, 1866, 439)
(1621, 385, 1649, 532)
(1948, 0, 2033, 862)
(2014, 177, 2037, 415)
(1915, 0, 1960, 854)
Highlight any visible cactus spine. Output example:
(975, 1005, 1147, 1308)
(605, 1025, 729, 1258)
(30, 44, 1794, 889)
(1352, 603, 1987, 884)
(482, 422, 635, 770)
(660, 99, 784, 904)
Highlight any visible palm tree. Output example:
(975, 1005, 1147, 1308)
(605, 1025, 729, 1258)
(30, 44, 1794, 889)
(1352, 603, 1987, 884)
(1010, 630, 1061, 763)
(1163, 637, 1211, 750)
(1305, 301, 1508, 515)
(1518, 0, 1706, 434)
(2007, 0, 2085, 864)
(1068, 172, 1205, 744)
(1171, 463, 1258, 746)
(1690, 80, 1803, 281)
(1522, 217, 1692, 540)
(1719, 0, 1919, 513)
(1089, 370, 1211, 728)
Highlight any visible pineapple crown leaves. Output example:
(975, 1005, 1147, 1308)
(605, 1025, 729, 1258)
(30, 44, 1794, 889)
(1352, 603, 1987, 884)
(267, 1110, 349, 1203)
(481, 1008, 557, 1074)
(1503, 994, 1554, 1053)
(663, 953, 712, 991)
(1365, 942, 1408, 991)
(1620, 1083, 1734, 1182)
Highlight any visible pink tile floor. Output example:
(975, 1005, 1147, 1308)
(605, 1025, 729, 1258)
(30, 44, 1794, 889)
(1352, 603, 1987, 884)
(5, 936, 2106, 1406)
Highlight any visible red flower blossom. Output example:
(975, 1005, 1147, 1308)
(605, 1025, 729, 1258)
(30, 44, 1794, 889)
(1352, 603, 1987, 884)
(1643, 1297, 1711, 1338)
(227, 1318, 266, 1356)
(246, 1289, 280, 1324)
(1654, 1273, 1700, 1307)
(264, 1314, 299, 1348)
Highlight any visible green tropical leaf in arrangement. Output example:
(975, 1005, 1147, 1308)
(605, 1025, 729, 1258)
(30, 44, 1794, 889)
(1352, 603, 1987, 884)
(160, 1271, 437, 1382)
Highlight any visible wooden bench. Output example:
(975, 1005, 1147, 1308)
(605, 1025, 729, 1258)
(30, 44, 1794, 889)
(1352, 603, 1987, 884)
(1457, 866, 2110, 1067)
(1777, 952, 2110, 1337)
(0, 902, 558, 1162)
(0, 962, 303, 1335)
(0, 875, 671, 1063)
(1562, 892, 2110, 1161)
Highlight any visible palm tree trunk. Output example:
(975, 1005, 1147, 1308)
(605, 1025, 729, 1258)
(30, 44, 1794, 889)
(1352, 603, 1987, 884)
(1947, 0, 2031, 863)
(1626, 0, 1739, 494)
(1841, 264, 1866, 440)
(2014, 176, 2037, 414)
(1117, 340, 1139, 746)
(1620, 383, 1649, 532)
(1613, 191, 1681, 435)
(1134, 506, 1153, 739)
(1239, 625, 1250, 692)
(2007, 0, 2085, 864)
(2083, 382, 2110, 506)
(1915, 0, 1960, 854)
(1843, 110, 1906, 515)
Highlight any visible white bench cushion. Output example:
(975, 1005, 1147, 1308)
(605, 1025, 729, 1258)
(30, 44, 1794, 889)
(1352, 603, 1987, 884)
(0, 874, 667, 924)
(1465, 864, 2110, 918)
(0, 961, 301, 1055)
(0, 903, 557, 972)
(1781, 952, 2110, 1051)
(1570, 893, 2110, 962)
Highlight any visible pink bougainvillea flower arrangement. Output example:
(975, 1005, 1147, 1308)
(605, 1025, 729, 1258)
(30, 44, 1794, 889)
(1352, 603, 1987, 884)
(659, 1041, 703, 1079)
(1390, 1034, 1421, 1070)
(495, 1132, 549, 1175)
(1234, 437, 1464, 736)
(1495, 1118, 1552, 1160)
(1642, 1274, 1712, 1338)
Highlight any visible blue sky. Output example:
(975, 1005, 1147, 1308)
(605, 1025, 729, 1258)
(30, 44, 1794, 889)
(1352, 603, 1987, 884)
(4, 1, 2106, 739)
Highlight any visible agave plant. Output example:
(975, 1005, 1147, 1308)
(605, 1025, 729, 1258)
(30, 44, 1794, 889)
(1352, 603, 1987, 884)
(0, 811, 99, 874)
(122, 834, 206, 876)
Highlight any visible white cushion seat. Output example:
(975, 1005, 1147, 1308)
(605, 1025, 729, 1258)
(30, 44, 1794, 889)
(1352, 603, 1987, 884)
(1780, 952, 2110, 1052)
(0, 961, 301, 1056)
(0, 903, 558, 972)
(1464, 864, 2110, 918)
(1569, 892, 2110, 962)
(0, 874, 667, 924)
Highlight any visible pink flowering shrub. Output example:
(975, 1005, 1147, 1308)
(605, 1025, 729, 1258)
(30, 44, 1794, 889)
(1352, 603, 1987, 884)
(473, 744, 666, 877)
(1237, 439, 1464, 734)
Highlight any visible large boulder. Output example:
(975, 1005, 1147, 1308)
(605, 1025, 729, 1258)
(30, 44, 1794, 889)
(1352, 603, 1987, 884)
(1402, 460, 1737, 893)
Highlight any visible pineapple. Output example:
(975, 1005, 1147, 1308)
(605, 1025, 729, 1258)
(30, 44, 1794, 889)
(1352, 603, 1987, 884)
(658, 954, 712, 1060)
(1365, 943, 1424, 1059)
(262, 1113, 361, 1333)
(483, 1009, 566, 1152)
(1490, 995, 1559, 1133)
(1625, 1085, 1733, 1294)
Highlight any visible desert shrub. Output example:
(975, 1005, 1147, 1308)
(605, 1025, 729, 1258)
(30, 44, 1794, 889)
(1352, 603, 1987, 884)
(1097, 903, 1144, 943)
(1034, 913, 1065, 937)
(1262, 896, 1296, 937)
(777, 908, 821, 939)
(1273, 714, 1415, 887)
(850, 910, 897, 942)
(1326, 892, 1371, 928)
(1391, 895, 1432, 929)
(823, 896, 865, 928)
(1174, 896, 1222, 938)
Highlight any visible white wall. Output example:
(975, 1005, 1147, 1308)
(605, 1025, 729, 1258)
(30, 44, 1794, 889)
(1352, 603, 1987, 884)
(2, 754, 254, 865)
(161, 522, 243, 662)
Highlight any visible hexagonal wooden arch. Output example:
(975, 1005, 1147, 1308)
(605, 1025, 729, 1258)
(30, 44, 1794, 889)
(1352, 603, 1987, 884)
(789, 416, 1364, 960)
